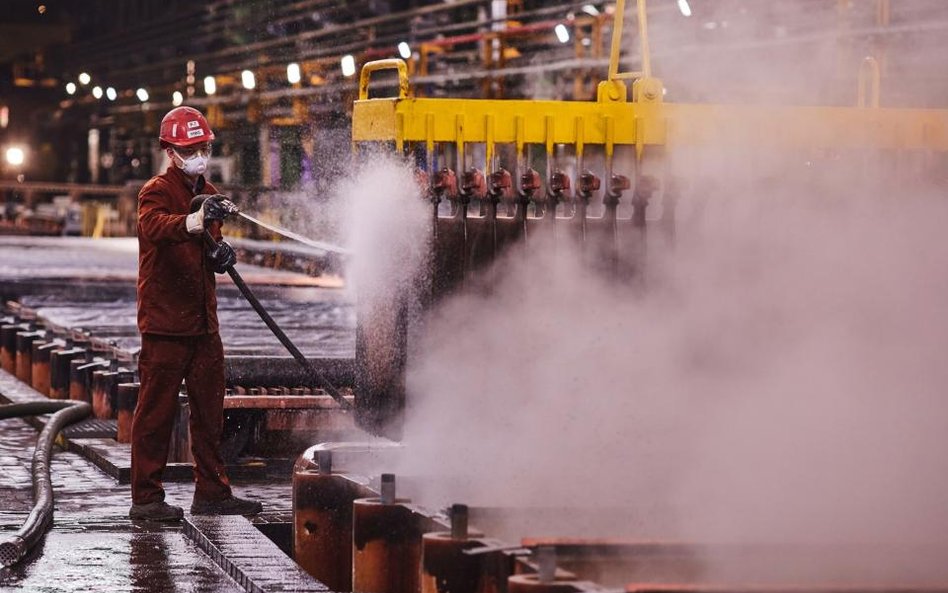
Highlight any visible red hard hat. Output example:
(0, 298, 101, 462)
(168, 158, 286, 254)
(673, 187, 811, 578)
(159, 106, 215, 147)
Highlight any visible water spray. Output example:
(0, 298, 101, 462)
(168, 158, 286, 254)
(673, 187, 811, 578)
(235, 211, 349, 256)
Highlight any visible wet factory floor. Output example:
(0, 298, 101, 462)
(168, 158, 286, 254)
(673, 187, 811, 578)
(0, 412, 296, 592)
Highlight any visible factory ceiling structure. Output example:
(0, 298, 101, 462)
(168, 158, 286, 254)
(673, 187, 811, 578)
(2, 0, 948, 187)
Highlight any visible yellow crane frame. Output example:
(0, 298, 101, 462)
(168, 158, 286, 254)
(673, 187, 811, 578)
(352, 0, 948, 165)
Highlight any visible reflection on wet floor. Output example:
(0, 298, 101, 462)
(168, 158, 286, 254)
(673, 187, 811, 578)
(0, 416, 291, 592)
(2, 527, 243, 593)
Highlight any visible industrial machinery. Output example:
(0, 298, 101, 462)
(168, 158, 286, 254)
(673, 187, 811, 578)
(349, 0, 948, 438)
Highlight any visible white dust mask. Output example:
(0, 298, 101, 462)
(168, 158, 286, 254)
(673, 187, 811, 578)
(174, 150, 209, 176)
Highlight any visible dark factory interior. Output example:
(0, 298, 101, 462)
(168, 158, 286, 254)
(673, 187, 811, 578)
(2, 1, 948, 592)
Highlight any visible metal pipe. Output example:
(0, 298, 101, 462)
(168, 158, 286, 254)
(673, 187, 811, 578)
(536, 546, 557, 583)
(380, 473, 397, 505)
(0, 400, 92, 568)
(450, 504, 469, 541)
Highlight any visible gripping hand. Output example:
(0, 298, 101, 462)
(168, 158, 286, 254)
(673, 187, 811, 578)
(207, 240, 237, 274)
(187, 194, 238, 233)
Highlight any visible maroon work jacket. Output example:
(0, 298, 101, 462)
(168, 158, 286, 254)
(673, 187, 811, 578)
(137, 165, 223, 336)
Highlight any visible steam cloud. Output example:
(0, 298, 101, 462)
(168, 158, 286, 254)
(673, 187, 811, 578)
(338, 1, 948, 583)
(394, 167, 948, 580)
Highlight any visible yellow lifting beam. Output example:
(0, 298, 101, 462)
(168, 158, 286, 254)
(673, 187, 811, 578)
(352, 0, 948, 156)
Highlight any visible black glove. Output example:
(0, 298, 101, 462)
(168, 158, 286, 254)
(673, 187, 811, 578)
(191, 194, 238, 224)
(207, 240, 237, 274)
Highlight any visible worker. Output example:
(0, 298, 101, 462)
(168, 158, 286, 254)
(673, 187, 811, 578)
(129, 106, 262, 521)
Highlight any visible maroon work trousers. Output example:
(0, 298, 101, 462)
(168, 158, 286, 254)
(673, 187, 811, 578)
(131, 332, 232, 505)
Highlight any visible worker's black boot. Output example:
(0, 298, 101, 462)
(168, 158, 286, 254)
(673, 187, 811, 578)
(129, 501, 184, 522)
(190, 495, 263, 516)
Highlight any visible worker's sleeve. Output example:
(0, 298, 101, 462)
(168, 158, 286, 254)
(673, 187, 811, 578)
(138, 180, 192, 245)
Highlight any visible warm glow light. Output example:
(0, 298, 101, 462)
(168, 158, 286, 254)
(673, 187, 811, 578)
(341, 54, 356, 77)
(78, 72, 91, 85)
(677, 0, 692, 17)
(91, 86, 103, 99)
(287, 62, 301, 84)
(5, 147, 25, 167)
(397, 42, 411, 59)
(172, 91, 184, 106)
(106, 87, 117, 101)
(241, 70, 256, 90)
(554, 23, 570, 43)
(136, 88, 149, 102)
(65, 82, 76, 95)
(204, 76, 217, 95)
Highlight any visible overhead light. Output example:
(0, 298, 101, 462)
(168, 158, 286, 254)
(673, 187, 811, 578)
(241, 70, 256, 90)
(136, 88, 149, 102)
(287, 62, 302, 84)
(106, 87, 117, 101)
(554, 23, 570, 44)
(172, 91, 184, 106)
(91, 85, 103, 99)
(204, 75, 217, 95)
(397, 41, 411, 59)
(78, 72, 91, 85)
(581, 4, 599, 16)
(341, 54, 356, 77)
(65, 82, 76, 95)
(677, 0, 692, 17)
(5, 146, 25, 167)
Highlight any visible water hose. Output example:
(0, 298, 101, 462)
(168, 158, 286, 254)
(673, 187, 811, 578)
(203, 231, 352, 410)
(189, 193, 353, 410)
(0, 400, 92, 568)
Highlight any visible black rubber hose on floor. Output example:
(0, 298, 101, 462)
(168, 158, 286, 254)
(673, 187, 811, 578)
(0, 400, 92, 568)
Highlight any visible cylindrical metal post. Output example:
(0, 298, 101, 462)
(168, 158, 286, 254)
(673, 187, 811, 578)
(15, 331, 44, 383)
(536, 546, 556, 583)
(73, 359, 108, 404)
(293, 469, 364, 591)
(1, 323, 28, 373)
(115, 382, 140, 443)
(380, 473, 396, 505)
(69, 359, 88, 402)
(421, 504, 486, 593)
(50, 348, 85, 399)
(32, 341, 60, 396)
(91, 369, 111, 419)
(353, 491, 424, 593)
(450, 504, 468, 541)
